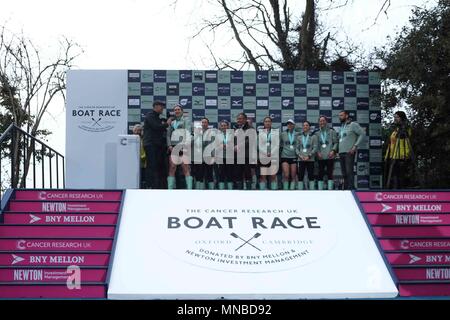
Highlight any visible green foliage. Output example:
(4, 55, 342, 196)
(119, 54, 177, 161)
(378, 0, 450, 188)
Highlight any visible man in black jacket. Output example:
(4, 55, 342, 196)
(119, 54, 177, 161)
(233, 113, 255, 190)
(143, 101, 172, 189)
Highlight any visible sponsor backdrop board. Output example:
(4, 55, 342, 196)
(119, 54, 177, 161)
(108, 190, 397, 299)
(127, 70, 382, 190)
(66, 70, 382, 189)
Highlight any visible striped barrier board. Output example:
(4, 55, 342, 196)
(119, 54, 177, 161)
(0, 268, 107, 283)
(379, 239, 450, 252)
(394, 268, 450, 281)
(355, 191, 450, 298)
(0, 285, 106, 298)
(0, 253, 110, 267)
(362, 203, 450, 214)
(14, 190, 122, 202)
(356, 192, 450, 203)
(0, 239, 113, 252)
(7, 201, 121, 213)
(373, 226, 450, 238)
(399, 284, 450, 297)
(0, 226, 116, 238)
(0, 189, 124, 299)
(3, 213, 118, 225)
(367, 214, 450, 226)
(386, 253, 450, 266)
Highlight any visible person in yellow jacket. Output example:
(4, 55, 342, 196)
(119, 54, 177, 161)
(133, 124, 148, 188)
(384, 111, 412, 189)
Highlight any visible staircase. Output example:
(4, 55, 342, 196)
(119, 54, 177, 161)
(355, 191, 450, 297)
(0, 189, 123, 298)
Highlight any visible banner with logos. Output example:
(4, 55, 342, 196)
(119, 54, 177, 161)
(66, 70, 382, 189)
(127, 70, 382, 189)
(107, 190, 398, 299)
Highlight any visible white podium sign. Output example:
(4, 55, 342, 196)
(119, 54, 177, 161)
(66, 70, 128, 189)
(108, 190, 398, 299)
(116, 135, 140, 189)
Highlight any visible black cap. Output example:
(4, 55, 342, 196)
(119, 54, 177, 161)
(153, 100, 166, 107)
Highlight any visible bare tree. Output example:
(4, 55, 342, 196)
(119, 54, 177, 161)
(191, 0, 396, 71)
(193, 0, 358, 70)
(0, 26, 82, 188)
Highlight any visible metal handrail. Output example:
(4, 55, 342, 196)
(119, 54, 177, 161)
(0, 123, 65, 194)
(0, 123, 63, 157)
(0, 123, 15, 144)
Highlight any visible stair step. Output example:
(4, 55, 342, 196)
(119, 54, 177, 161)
(0, 253, 110, 267)
(7, 201, 121, 213)
(395, 267, 450, 281)
(0, 225, 116, 239)
(3, 213, 118, 226)
(373, 226, 450, 238)
(362, 202, 450, 214)
(399, 284, 450, 297)
(0, 239, 113, 252)
(14, 190, 122, 201)
(0, 284, 106, 298)
(379, 239, 450, 252)
(386, 253, 450, 266)
(0, 268, 107, 283)
(367, 214, 450, 226)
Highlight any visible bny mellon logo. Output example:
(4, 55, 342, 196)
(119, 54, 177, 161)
(408, 254, 422, 264)
(11, 254, 25, 265)
(381, 203, 393, 213)
(29, 214, 41, 224)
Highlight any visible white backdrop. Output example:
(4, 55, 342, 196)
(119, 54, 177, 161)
(66, 70, 128, 188)
(108, 190, 398, 299)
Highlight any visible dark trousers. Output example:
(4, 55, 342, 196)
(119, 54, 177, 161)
(144, 144, 167, 189)
(140, 167, 149, 189)
(339, 153, 356, 190)
(390, 159, 411, 189)
(233, 163, 252, 189)
(216, 164, 233, 183)
(193, 163, 214, 183)
(318, 159, 335, 181)
(298, 161, 314, 181)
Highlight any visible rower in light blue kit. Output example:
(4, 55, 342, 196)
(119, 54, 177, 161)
(296, 121, 318, 190)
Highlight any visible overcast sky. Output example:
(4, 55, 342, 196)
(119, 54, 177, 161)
(0, 0, 434, 153)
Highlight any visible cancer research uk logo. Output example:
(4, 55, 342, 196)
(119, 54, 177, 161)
(72, 105, 122, 133)
(149, 207, 337, 273)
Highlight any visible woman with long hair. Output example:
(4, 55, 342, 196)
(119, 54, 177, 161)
(166, 104, 193, 189)
(315, 116, 338, 190)
(384, 111, 413, 189)
(280, 119, 298, 190)
(258, 116, 278, 190)
(216, 120, 234, 190)
(296, 121, 318, 190)
(192, 118, 215, 190)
